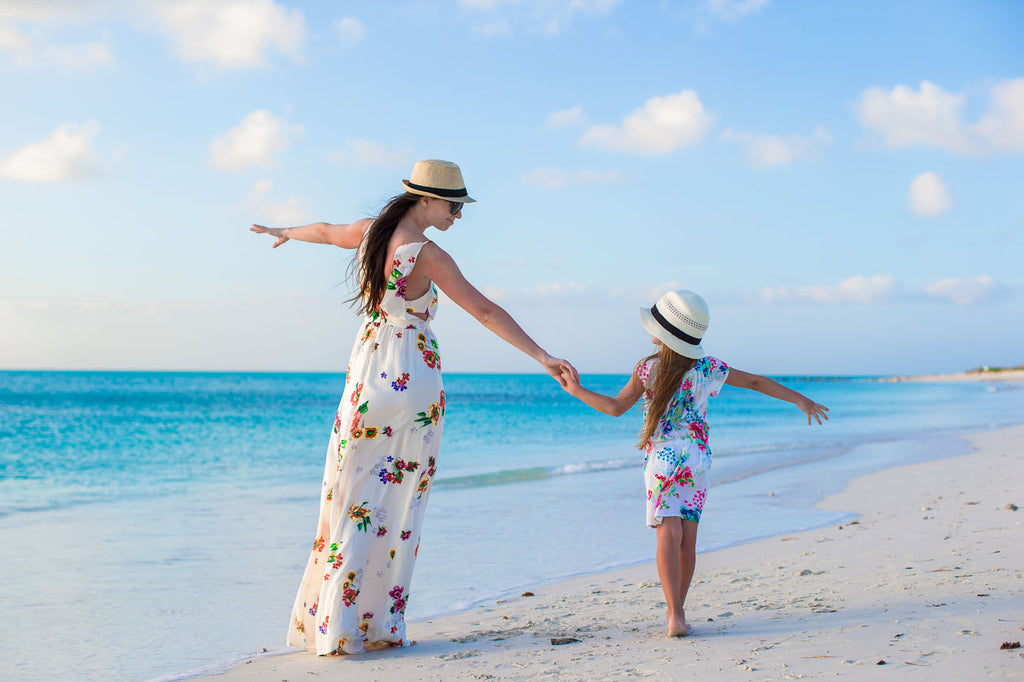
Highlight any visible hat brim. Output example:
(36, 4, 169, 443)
(402, 180, 476, 203)
(639, 306, 705, 359)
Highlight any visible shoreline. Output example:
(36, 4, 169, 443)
(883, 369, 1024, 383)
(202, 424, 1024, 681)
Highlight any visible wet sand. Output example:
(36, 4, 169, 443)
(204, 425, 1024, 681)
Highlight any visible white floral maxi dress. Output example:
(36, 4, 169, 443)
(638, 356, 729, 527)
(287, 242, 444, 655)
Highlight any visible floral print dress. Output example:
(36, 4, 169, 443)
(287, 241, 444, 655)
(637, 356, 729, 527)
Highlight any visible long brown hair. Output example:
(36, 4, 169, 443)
(637, 342, 697, 448)
(347, 192, 420, 316)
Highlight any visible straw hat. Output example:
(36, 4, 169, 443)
(639, 290, 709, 359)
(401, 159, 476, 203)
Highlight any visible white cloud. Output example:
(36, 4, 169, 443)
(334, 17, 365, 48)
(855, 80, 972, 154)
(751, 275, 900, 305)
(0, 121, 100, 182)
(721, 125, 831, 167)
(208, 110, 302, 173)
(545, 105, 587, 129)
(144, 0, 306, 70)
(243, 178, 311, 225)
(579, 89, 714, 155)
(855, 78, 1024, 156)
(924, 276, 1000, 305)
(0, 3, 114, 68)
(702, 0, 770, 21)
(523, 167, 620, 189)
(907, 171, 952, 217)
(972, 78, 1024, 153)
(459, 0, 619, 35)
(748, 274, 1003, 305)
(327, 139, 414, 170)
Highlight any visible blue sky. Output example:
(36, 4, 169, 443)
(1, 0, 1021, 375)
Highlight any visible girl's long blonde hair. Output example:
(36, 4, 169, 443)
(637, 342, 697, 448)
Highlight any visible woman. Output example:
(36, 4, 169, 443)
(251, 159, 575, 655)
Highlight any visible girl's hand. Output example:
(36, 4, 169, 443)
(798, 398, 830, 425)
(559, 365, 581, 393)
(251, 224, 289, 248)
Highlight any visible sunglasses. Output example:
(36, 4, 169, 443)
(448, 201, 464, 215)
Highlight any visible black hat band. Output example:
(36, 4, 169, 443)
(405, 181, 469, 199)
(651, 304, 702, 346)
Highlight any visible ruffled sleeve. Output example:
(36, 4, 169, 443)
(634, 357, 656, 387)
(699, 356, 730, 397)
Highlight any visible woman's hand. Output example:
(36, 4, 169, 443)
(251, 224, 289, 248)
(797, 398, 830, 425)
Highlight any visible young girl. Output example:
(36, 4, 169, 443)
(560, 289, 828, 637)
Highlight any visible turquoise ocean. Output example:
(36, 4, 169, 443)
(2, 370, 1023, 681)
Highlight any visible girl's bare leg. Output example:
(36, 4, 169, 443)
(655, 517, 690, 636)
(677, 519, 699, 631)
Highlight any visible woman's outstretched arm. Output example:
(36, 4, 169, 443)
(560, 369, 644, 417)
(725, 368, 830, 425)
(418, 242, 577, 385)
(250, 218, 372, 249)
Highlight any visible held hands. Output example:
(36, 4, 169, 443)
(542, 355, 578, 389)
(559, 364, 581, 394)
(797, 397, 830, 425)
(250, 224, 289, 248)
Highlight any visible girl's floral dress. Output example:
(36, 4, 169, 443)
(637, 356, 729, 527)
(287, 242, 444, 655)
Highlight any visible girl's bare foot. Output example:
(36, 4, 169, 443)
(667, 609, 690, 637)
(667, 621, 691, 637)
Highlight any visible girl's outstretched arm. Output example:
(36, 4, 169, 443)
(725, 368, 829, 425)
(250, 219, 372, 249)
(560, 368, 644, 417)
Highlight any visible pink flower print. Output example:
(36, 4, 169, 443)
(396, 332, 402, 338)
(693, 489, 706, 508)
(394, 276, 408, 299)
(400, 530, 411, 541)
(383, 426, 393, 437)
(688, 421, 707, 444)
(408, 256, 416, 263)
(389, 585, 407, 614)
(681, 378, 693, 391)
(376, 526, 388, 537)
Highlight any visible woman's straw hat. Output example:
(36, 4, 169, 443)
(639, 290, 709, 359)
(402, 159, 476, 203)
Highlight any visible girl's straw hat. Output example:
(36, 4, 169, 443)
(639, 290, 709, 359)
(402, 159, 476, 203)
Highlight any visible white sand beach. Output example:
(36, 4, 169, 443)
(205, 424, 1024, 681)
